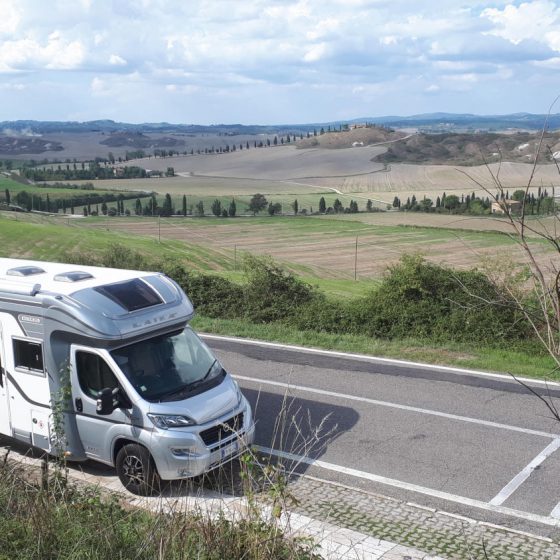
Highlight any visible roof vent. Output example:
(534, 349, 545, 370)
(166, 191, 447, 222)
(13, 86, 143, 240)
(94, 278, 163, 311)
(7, 266, 46, 277)
(54, 271, 94, 283)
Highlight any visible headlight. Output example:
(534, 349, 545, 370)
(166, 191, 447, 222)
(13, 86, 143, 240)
(147, 414, 195, 429)
(232, 379, 243, 405)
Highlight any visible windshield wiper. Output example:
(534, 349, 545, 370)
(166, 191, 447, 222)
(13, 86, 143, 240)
(188, 359, 218, 390)
(152, 383, 191, 401)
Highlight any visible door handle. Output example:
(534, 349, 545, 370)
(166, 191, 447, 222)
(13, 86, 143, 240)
(75, 397, 83, 413)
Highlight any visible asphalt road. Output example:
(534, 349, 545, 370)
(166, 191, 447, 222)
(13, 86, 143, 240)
(203, 334, 560, 539)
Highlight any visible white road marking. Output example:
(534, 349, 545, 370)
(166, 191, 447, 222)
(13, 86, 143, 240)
(203, 333, 560, 388)
(489, 439, 560, 506)
(235, 374, 560, 439)
(550, 502, 560, 519)
(254, 445, 560, 528)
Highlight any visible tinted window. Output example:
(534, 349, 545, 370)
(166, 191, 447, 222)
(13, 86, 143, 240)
(94, 278, 163, 312)
(76, 352, 118, 399)
(13, 339, 44, 373)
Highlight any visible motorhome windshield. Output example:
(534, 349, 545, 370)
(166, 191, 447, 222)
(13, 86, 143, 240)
(110, 328, 224, 402)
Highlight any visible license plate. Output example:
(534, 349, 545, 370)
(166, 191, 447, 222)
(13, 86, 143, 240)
(220, 439, 239, 460)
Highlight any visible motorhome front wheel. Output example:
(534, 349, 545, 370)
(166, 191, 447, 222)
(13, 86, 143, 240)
(116, 443, 161, 496)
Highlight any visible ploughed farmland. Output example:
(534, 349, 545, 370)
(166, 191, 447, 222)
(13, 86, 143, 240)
(75, 215, 554, 282)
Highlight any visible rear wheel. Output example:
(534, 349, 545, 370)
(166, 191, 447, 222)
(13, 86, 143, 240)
(115, 443, 161, 496)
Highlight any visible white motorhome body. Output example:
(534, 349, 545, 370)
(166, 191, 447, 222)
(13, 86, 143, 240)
(0, 258, 254, 494)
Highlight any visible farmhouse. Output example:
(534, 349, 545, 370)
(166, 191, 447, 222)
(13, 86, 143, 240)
(491, 199, 522, 214)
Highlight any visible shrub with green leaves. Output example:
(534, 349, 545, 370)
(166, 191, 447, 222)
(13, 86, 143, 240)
(242, 255, 318, 323)
(188, 274, 244, 319)
(356, 255, 530, 342)
(64, 244, 531, 346)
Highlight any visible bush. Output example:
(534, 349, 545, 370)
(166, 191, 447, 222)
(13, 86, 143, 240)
(242, 255, 318, 323)
(355, 255, 530, 342)
(289, 296, 357, 334)
(187, 274, 244, 319)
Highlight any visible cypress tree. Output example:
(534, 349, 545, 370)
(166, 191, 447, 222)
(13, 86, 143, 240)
(228, 198, 236, 217)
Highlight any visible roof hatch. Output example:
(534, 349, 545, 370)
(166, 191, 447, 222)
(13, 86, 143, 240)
(54, 271, 94, 283)
(7, 266, 46, 277)
(93, 278, 163, 312)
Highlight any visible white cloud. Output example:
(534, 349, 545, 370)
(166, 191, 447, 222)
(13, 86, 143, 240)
(0, 0, 557, 122)
(0, 0, 20, 34)
(90, 77, 106, 94)
(0, 82, 25, 90)
(0, 32, 85, 72)
(482, 1, 560, 51)
(109, 54, 127, 66)
(303, 42, 328, 62)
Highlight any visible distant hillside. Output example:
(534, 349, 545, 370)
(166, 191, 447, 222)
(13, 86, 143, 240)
(1, 112, 559, 137)
(374, 131, 560, 165)
(297, 126, 404, 149)
(100, 131, 185, 149)
(361, 112, 560, 132)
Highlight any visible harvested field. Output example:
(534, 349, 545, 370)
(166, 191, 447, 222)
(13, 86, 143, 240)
(310, 162, 560, 194)
(129, 145, 387, 180)
(73, 215, 554, 281)
(47, 175, 331, 196)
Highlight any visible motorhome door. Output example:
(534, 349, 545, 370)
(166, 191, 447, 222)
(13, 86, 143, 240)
(70, 346, 130, 462)
(0, 324, 11, 436)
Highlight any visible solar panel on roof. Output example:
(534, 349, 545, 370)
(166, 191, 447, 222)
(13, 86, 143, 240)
(7, 266, 46, 277)
(93, 278, 163, 312)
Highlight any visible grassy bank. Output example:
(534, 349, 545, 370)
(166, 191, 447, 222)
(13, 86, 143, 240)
(191, 316, 556, 380)
(0, 459, 317, 560)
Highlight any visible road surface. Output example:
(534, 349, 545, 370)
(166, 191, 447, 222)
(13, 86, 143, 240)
(203, 334, 560, 538)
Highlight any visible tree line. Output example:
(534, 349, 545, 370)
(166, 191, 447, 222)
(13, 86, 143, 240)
(2, 188, 151, 215)
(391, 188, 556, 215)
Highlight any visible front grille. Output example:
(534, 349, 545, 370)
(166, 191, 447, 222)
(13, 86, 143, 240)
(199, 413, 244, 447)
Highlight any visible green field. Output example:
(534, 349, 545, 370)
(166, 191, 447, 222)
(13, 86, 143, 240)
(0, 175, 148, 202)
(0, 213, 230, 270)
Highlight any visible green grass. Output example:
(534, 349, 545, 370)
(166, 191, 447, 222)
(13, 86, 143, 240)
(0, 212, 231, 271)
(0, 461, 318, 560)
(191, 315, 557, 379)
(0, 174, 150, 201)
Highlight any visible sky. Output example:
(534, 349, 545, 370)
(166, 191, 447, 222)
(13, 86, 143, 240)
(0, 0, 559, 124)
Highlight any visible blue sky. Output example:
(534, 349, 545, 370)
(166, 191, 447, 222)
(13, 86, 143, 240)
(0, 0, 559, 124)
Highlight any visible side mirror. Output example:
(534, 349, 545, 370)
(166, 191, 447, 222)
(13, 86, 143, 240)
(96, 387, 120, 415)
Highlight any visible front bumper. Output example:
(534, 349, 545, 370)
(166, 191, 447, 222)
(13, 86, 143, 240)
(149, 398, 255, 480)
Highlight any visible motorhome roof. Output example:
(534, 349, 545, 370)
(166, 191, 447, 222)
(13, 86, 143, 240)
(0, 258, 154, 297)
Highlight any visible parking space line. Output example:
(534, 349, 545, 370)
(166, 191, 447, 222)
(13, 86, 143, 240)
(551, 502, 560, 519)
(489, 438, 560, 506)
(236, 375, 559, 439)
(254, 445, 560, 528)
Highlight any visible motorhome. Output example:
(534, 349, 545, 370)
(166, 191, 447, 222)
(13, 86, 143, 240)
(0, 258, 254, 494)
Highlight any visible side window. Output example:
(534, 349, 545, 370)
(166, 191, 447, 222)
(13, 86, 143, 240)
(13, 339, 44, 375)
(76, 352, 118, 399)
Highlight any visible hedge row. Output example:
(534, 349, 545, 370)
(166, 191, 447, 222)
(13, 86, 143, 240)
(67, 245, 531, 344)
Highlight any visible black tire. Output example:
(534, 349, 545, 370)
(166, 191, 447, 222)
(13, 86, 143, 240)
(115, 443, 161, 496)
